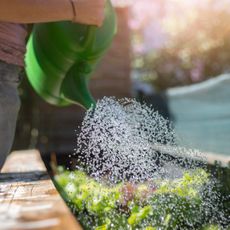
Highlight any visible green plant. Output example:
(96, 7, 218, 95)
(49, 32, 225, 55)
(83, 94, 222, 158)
(55, 167, 223, 229)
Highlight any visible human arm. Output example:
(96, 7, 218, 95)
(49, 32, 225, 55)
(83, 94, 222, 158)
(0, 0, 105, 26)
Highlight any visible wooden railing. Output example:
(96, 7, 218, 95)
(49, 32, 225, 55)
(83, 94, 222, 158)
(0, 150, 82, 230)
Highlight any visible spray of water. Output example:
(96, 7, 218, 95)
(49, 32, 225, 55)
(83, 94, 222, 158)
(61, 97, 230, 229)
(74, 97, 202, 183)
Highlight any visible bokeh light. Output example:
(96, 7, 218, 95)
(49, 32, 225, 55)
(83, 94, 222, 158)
(128, 0, 230, 89)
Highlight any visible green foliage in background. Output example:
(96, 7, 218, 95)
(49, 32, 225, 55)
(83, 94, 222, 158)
(132, 1, 230, 91)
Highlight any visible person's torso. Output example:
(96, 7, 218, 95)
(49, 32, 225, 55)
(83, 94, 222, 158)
(0, 22, 28, 67)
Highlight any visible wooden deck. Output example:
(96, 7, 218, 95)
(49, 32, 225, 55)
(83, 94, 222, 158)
(0, 150, 82, 230)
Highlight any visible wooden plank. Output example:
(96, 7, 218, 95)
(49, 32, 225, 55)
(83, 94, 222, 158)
(0, 150, 82, 230)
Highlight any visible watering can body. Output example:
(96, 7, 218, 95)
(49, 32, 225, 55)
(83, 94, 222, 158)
(25, 0, 116, 109)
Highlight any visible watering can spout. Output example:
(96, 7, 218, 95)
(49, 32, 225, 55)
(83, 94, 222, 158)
(61, 63, 96, 109)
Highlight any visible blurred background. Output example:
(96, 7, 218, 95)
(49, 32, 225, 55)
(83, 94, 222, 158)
(13, 0, 230, 160)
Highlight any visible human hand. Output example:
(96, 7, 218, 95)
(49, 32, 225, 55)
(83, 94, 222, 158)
(71, 0, 106, 27)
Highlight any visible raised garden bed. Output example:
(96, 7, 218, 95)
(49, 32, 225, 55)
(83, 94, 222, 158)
(1, 150, 229, 230)
(43, 151, 230, 230)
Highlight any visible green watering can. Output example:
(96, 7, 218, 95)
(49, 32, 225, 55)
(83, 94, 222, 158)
(25, 0, 116, 109)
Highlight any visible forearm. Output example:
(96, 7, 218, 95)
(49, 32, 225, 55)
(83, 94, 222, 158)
(0, 0, 105, 26)
(0, 0, 73, 23)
